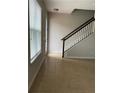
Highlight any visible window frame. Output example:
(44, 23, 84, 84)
(29, 0, 42, 63)
(45, 13, 48, 54)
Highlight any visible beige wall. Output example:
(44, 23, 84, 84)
(28, 0, 48, 90)
(48, 10, 94, 55)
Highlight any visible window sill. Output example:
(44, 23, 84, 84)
(30, 50, 41, 63)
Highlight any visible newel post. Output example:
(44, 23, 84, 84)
(62, 39, 65, 58)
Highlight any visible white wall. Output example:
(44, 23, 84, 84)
(48, 10, 94, 55)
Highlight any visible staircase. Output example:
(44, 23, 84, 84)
(61, 17, 95, 58)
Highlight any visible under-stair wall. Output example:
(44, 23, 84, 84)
(64, 33, 95, 59)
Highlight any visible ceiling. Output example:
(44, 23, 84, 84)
(43, 0, 95, 14)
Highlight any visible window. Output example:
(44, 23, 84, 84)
(29, 0, 42, 63)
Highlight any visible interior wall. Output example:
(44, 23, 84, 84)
(48, 10, 94, 55)
(64, 33, 95, 58)
(28, 0, 48, 91)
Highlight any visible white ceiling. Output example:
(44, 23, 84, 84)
(44, 0, 95, 14)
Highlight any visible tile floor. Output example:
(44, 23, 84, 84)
(29, 56, 95, 93)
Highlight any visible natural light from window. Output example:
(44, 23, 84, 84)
(29, 0, 42, 63)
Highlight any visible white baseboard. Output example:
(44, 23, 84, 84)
(65, 56, 95, 59)
(28, 56, 46, 91)
(48, 52, 62, 58)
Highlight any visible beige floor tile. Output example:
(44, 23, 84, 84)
(29, 56, 95, 93)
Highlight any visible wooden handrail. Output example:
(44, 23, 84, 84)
(61, 17, 95, 40)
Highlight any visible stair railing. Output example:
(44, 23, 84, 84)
(61, 17, 95, 58)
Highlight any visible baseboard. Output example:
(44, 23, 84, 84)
(65, 56, 95, 59)
(28, 55, 47, 91)
(48, 52, 62, 58)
